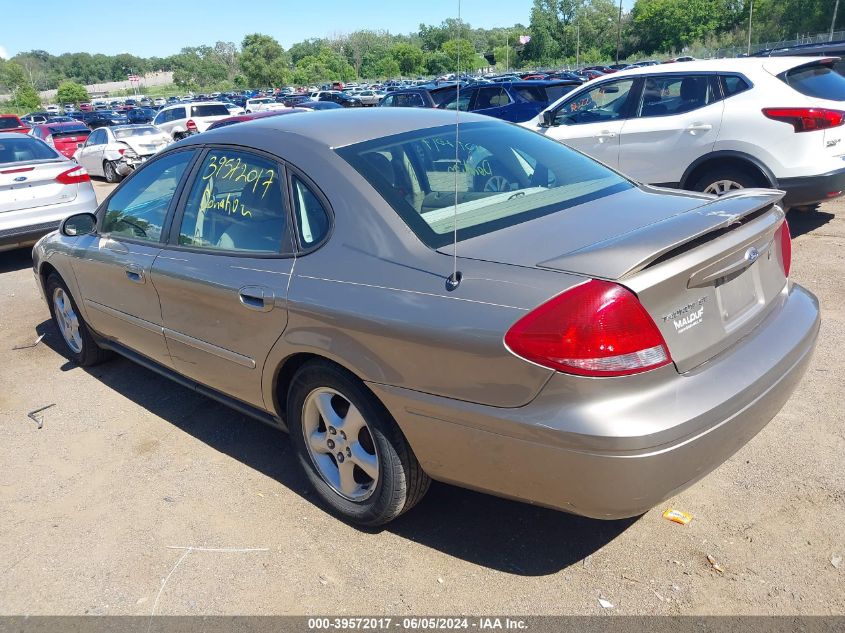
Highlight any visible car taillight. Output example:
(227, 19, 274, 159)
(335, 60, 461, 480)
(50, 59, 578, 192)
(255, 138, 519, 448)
(504, 280, 672, 378)
(762, 107, 845, 132)
(186, 119, 198, 131)
(55, 166, 90, 184)
(776, 219, 792, 277)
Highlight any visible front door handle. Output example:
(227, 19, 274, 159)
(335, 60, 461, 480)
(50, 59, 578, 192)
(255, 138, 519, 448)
(125, 268, 145, 283)
(596, 130, 617, 142)
(238, 285, 274, 312)
(686, 122, 713, 134)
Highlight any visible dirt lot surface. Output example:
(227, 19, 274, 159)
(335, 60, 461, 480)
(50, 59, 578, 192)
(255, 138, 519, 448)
(1, 179, 843, 616)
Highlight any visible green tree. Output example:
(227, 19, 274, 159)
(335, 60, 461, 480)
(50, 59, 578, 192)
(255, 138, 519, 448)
(441, 39, 484, 71)
(373, 57, 401, 79)
(171, 46, 228, 89)
(631, 0, 742, 53)
(56, 81, 88, 106)
(390, 43, 425, 76)
(240, 33, 290, 88)
(424, 52, 452, 76)
(14, 84, 41, 110)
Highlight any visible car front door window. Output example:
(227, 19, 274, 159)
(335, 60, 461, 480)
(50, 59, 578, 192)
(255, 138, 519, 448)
(555, 79, 636, 125)
(101, 151, 195, 242)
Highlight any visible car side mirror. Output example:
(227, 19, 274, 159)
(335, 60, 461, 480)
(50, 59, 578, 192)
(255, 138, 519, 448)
(541, 110, 557, 127)
(60, 212, 97, 237)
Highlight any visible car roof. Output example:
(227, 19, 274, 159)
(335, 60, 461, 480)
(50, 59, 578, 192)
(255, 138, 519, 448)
(199, 107, 492, 149)
(599, 56, 830, 79)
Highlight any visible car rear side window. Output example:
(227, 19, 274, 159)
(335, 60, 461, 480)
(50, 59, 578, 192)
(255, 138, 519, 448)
(720, 75, 751, 97)
(513, 86, 547, 102)
(102, 150, 194, 242)
(290, 175, 330, 248)
(178, 150, 292, 254)
(0, 117, 22, 130)
(191, 104, 230, 117)
(781, 63, 845, 100)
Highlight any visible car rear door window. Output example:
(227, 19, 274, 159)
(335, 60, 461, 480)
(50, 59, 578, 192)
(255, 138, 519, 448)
(290, 175, 330, 248)
(473, 86, 511, 110)
(177, 149, 291, 254)
(637, 75, 716, 117)
(191, 104, 230, 117)
(102, 150, 195, 242)
(781, 63, 845, 100)
(720, 75, 751, 98)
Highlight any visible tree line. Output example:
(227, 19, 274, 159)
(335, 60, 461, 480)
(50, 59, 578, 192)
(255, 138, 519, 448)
(0, 0, 838, 106)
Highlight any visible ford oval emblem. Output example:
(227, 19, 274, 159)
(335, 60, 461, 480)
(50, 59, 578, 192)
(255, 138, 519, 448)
(14, 176, 27, 182)
(745, 247, 760, 263)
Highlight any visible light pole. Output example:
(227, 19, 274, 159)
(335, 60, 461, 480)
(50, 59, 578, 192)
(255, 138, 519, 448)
(747, 0, 754, 56)
(832, 0, 841, 41)
(615, 0, 623, 64)
(506, 33, 509, 72)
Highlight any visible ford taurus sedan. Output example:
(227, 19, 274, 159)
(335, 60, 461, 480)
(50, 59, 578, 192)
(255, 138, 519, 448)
(32, 109, 819, 526)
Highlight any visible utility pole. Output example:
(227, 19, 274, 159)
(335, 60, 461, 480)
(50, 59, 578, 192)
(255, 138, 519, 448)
(576, 24, 581, 68)
(747, 0, 754, 56)
(616, 0, 623, 64)
(832, 0, 841, 41)
(506, 33, 509, 72)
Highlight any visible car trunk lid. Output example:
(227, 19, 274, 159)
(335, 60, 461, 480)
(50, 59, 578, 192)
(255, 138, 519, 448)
(443, 187, 788, 373)
(51, 131, 89, 158)
(0, 159, 78, 213)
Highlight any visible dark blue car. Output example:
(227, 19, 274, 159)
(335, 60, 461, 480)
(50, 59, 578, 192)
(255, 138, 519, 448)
(380, 81, 579, 123)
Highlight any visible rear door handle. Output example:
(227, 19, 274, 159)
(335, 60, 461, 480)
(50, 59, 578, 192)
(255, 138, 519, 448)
(686, 122, 713, 134)
(125, 268, 145, 283)
(238, 285, 274, 312)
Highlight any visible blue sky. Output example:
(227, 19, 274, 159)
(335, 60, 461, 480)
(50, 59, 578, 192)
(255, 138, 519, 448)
(1, 0, 633, 59)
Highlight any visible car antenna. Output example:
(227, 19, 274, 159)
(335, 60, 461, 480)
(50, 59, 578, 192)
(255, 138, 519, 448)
(445, 0, 463, 292)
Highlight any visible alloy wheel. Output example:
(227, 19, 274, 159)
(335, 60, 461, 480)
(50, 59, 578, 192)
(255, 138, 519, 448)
(52, 287, 83, 353)
(301, 387, 380, 501)
(703, 179, 744, 195)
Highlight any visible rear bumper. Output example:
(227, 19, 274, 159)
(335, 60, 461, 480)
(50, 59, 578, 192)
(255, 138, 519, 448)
(369, 283, 819, 519)
(0, 185, 97, 251)
(778, 166, 845, 207)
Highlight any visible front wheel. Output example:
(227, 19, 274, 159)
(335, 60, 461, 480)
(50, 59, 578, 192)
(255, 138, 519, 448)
(287, 360, 430, 526)
(46, 274, 111, 367)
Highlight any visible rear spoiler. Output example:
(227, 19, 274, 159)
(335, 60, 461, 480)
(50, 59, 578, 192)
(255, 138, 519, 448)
(537, 189, 786, 280)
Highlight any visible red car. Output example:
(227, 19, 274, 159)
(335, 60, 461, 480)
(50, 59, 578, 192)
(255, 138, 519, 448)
(0, 115, 30, 134)
(206, 108, 310, 131)
(27, 121, 91, 159)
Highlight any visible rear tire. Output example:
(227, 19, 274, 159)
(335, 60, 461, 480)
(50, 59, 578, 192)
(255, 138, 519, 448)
(103, 160, 120, 183)
(286, 360, 430, 526)
(691, 166, 761, 196)
(45, 273, 111, 367)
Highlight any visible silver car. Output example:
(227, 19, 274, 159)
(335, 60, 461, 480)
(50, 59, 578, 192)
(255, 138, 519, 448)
(32, 109, 819, 526)
(0, 132, 97, 252)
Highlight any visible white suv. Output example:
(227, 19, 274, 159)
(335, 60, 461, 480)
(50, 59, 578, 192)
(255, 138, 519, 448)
(152, 101, 231, 140)
(526, 57, 845, 210)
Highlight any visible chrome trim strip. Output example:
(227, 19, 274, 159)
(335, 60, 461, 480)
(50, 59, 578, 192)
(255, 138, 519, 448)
(164, 328, 256, 369)
(84, 299, 162, 334)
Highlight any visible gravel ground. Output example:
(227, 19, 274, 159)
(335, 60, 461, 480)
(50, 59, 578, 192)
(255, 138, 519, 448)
(0, 180, 842, 616)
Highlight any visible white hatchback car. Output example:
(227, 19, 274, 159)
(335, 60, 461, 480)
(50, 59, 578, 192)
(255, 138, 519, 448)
(151, 101, 231, 140)
(73, 125, 171, 182)
(527, 57, 845, 209)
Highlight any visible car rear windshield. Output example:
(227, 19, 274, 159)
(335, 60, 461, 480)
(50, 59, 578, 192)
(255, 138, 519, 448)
(781, 62, 845, 100)
(191, 104, 230, 117)
(0, 117, 22, 129)
(0, 136, 60, 164)
(114, 126, 160, 139)
(48, 124, 88, 134)
(336, 121, 632, 248)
